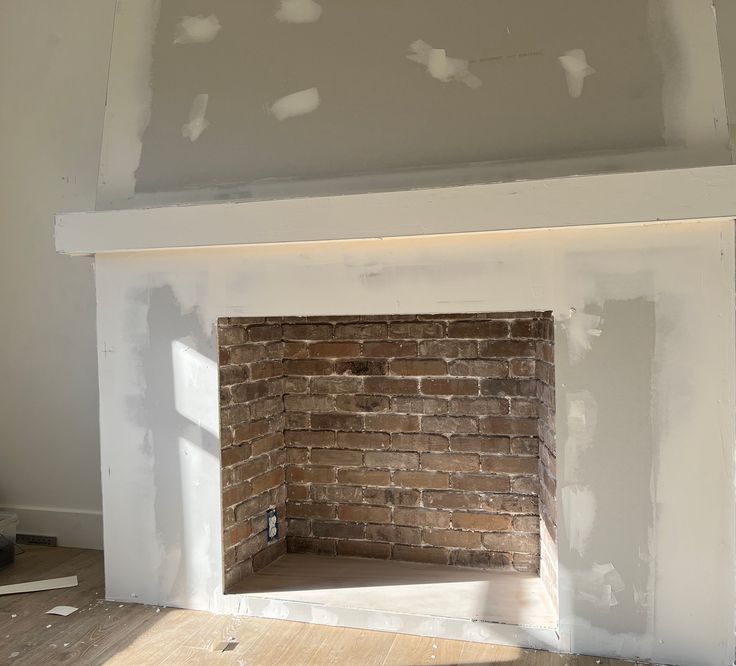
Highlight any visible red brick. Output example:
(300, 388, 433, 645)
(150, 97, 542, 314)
(308, 342, 361, 358)
(451, 474, 510, 493)
(311, 484, 363, 503)
(421, 378, 478, 396)
(481, 455, 539, 475)
(393, 544, 448, 565)
(452, 512, 512, 532)
(422, 416, 478, 435)
(510, 358, 536, 377)
(223, 522, 253, 549)
(248, 324, 282, 342)
(390, 359, 446, 376)
(423, 490, 480, 510)
(392, 471, 449, 489)
(222, 481, 252, 509)
(283, 341, 309, 359)
(418, 340, 477, 358)
(286, 465, 336, 484)
(480, 417, 538, 437)
(338, 505, 392, 524)
(287, 484, 310, 500)
(391, 433, 448, 452)
(221, 443, 252, 467)
(363, 487, 420, 506)
(481, 379, 537, 397)
(286, 501, 337, 520)
(451, 550, 513, 569)
(287, 536, 336, 555)
(449, 436, 509, 454)
(421, 453, 479, 472)
(337, 540, 391, 559)
(511, 438, 539, 455)
(423, 529, 481, 549)
(364, 451, 419, 470)
(449, 397, 508, 417)
(394, 507, 451, 528)
(478, 340, 536, 358)
(232, 456, 270, 483)
(448, 360, 508, 378)
(219, 326, 249, 346)
(480, 494, 538, 514)
(367, 524, 421, 545)
(447, 320, 509, 338)
(251, 467, 285, 495)
(482, 532, 539, 554)
(513, 515, 541, 533)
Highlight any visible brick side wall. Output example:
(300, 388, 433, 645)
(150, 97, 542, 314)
(218, 319, 287, 590)
(219, 312, 556, 587)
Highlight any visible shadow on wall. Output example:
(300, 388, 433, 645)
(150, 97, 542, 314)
(558, 298, 655, 637)
(127, 283, 220, 606)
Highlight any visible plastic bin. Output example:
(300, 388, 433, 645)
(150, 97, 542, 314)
(0, 511, 18, 567)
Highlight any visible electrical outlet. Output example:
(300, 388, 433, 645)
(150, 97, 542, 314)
(266, 508, 278, 542)
(16, 534, 57, 547)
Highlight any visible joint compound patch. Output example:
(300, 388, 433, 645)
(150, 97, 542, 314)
(562, 484, 597, 557)
(558, 48, 595, 98)
(561, 308, 602, 364)
(173, 15, 221, 44)
(407, 40, 482, 89)
(270, 88, 320, 120)
(182, 94, 210, 142)
(275, 0, 323, 24)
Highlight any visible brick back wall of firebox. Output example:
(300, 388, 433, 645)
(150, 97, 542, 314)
(218, 312, 555, 589)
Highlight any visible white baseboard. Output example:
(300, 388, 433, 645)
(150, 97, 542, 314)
(1, 505, 103, 550)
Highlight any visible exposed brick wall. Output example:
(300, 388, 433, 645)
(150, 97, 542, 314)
(219, 312, 556, 585)
(218, 319, 287, 590)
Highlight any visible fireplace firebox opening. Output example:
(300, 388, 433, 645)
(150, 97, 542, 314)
(218, 312, 557, 620)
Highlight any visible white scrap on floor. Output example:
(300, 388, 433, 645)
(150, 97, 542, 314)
(46, 605, 78, 616)
(0, 575, 78, 596)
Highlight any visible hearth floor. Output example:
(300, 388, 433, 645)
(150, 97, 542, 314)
(231, 553, 557, 631)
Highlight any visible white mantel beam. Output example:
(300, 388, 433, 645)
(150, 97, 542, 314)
(56, 165, 736, 256)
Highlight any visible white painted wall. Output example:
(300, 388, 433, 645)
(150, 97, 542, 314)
(93, 220, 734, 664)
(0, 0, 115, 548)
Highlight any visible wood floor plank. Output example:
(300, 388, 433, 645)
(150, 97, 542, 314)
(0, 545, 638, 666)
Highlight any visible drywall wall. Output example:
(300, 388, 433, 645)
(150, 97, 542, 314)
(0, 0, 115, 547)
(92, 219, 734, 664)
(98, 0, 731, 209)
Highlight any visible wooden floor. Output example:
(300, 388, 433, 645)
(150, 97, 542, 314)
(0, 546, 638, 665)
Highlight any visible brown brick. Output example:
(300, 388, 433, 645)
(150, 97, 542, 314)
(421, 453, 479, 472)
(223, 522, 254, 549)
(287, 536, 336, 555)
(364, 377, 419, 395)
(311, 413, 364, 432)
(451, 474, 510, 493)
(513, 553, 539, 573)
(221, 443, 252, 468)
(393, 471, 449, 489)
(338, 469, 391, 486)
(284, 430, 335, 448)
(284, 394, 335, 412)
(310, 376, 364, 394)
(449, 398, 508, 417)
(448, 360, 508, 378)
(286, 465, 336, 484)
(364, 451, 419, 470)
(480, 379, 537, 397)
(481, 455, 539, 475)
(219, 326, 249, 346)
(334, 323, 387, 339)
(335, 394, 390, 412)
(309, 342, 361, 358)
(452, 512, 512, 532)
(249, 397, 283, 421)
(510, 358, 536, 377)
(283, 323, 333, 340)
(480, 417, 538, 437)
(235, 492, 272, 522)
(283, 375, 309, 392)
(365, 413, 420, 433)
(286, 517, 311, 536)
(511, 477, 539, 495)
(337, 431, 390, 450)
(286, 448, 309, 464)
(451, 550, 513, 569)
(286, 501, 337, 520)
(221, 403, 251, 427)
(482, 532, 539, 554)
(363, 341, 418, 357)
(251, 467, 285, 495)
(251, 433, 283, 457)
(480, 494, 538, 514)
(509, 399, 538, 418)
(363, 487, 420, 506)
(393, 544, 448, 565)
(334, 359, 387, 376)
(478, 340, 536, 358)
(391, 433, 448, 452)
(422, 416, 478, 435)
(312, 520, 366, 539)
(447, 320, 509, 338)
(248, 324, 282, 342)
(423, 529, 481, 549)
(449, 436, 509, 454)
(389, 321, 445, 338)
(509, 320, 536, 338)
(394, 507, 451, 528)
(418, 340, 477, 358)
(227, 344, 268, 365)
(390, 359, 446, 376)
(421, 378, 478, 396)
(391, 397, 449, 415)
(513, 516, 541, 533)
(283, 359, 334, 375)
(311, 449, 363, 466)
(287, 484, 309, 500)
(423, 490, 480, 510)
(311, 484, 363, 503)
(510, 438, 539, 456)
(232, 456, 270, 484)
(338, 505, 392, 524)
(222, 481, 252, 509)
(337, 540, 391, 559)
(367, 524, 421, 545)
(220, 365, 249, 386)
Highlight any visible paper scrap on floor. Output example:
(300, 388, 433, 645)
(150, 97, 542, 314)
(46, 606, 78, 616)
(0, 575, 78, 596)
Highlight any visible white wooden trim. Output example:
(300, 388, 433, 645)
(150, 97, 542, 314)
(57, 165, 736, 256)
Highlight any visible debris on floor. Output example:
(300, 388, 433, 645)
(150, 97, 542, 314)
(46, 605, 78, 616)
(0, 575, 78, 596)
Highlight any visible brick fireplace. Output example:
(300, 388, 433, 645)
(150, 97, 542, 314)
(219, 312, 557, 597)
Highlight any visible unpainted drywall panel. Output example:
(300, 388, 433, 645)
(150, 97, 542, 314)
(93, 220, 734, 664)
(98, 0, 730, 208)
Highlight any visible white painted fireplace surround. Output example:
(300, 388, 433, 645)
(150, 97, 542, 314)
(57, 167, 736, 665)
